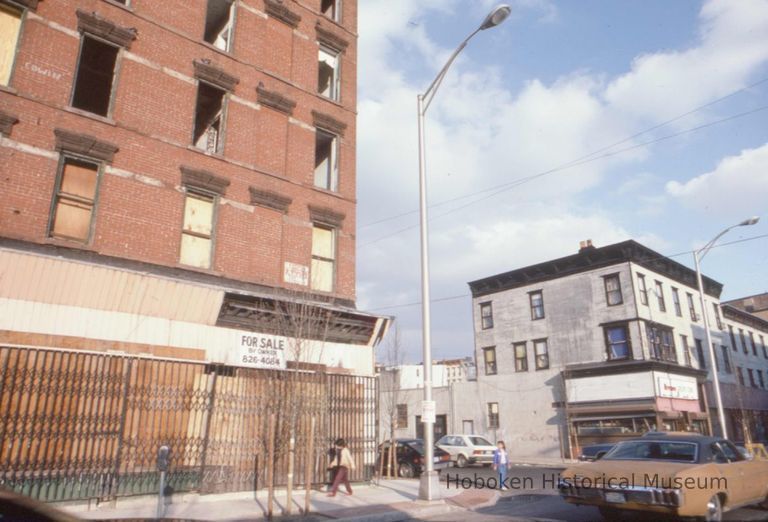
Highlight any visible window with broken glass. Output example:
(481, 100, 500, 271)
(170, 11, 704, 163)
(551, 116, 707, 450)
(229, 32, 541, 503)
(49, 158, 100, 243)
(321, 0, 341, 22)
(314, 129, 338, 191)
(71, 35, 120, 117)
(193, 82, 226, 154)
(318, 45, 340, 101)
(204, 0, 235, 52)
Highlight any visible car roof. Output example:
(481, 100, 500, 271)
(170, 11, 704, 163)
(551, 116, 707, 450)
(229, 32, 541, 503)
(611, 434, 735, 463)
(639, 432, 719, 444)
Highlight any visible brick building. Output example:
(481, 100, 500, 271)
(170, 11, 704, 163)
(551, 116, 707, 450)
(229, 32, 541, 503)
(0, 0, 388, 502)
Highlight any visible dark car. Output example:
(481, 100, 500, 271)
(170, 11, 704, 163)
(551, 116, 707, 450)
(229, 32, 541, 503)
(376, 438, 452, 478)
(0, 487, 81, 522)
(578, 443, 615, 461)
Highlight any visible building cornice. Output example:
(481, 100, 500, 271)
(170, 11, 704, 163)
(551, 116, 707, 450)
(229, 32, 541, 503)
(468, 240, 722, 299)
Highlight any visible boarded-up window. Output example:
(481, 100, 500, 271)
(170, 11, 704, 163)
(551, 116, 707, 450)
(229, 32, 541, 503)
(0, 4, 22, 86)
(314, 129, 338, 191)
(194, 82, 225, 154)
(180, 191, 215, 269)
(50, 159, 99, 242)
(71, 36, 119, 116)
(311, 224, 335, 292)
(318, 46, 340, 100)
(204, 0, 235, 52)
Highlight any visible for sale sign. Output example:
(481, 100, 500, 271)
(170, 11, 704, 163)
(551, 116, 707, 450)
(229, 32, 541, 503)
(236, 333, 287, 370)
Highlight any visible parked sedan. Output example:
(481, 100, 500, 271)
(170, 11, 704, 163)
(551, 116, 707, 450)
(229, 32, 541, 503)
(436, 434, 497, 468)
(376, 438, 452, 478)
(559, 433, 768, 521)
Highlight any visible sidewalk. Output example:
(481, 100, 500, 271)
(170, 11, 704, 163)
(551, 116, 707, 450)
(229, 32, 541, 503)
(60, 479, 497, 522)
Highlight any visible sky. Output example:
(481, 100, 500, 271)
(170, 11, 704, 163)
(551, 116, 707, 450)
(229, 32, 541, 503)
(354, 0, 768, 364)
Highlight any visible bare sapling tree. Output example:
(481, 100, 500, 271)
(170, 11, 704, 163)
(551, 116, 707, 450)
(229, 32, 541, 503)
(379, 323, 404, 478)
(260, 290, 333, 515)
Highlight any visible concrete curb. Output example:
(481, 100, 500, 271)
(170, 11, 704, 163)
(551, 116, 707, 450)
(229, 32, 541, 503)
(330, 500, 457, 522)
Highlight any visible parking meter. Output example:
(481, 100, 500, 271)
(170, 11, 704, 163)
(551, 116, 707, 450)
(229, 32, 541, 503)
(157, 445, 171, 472)
(157, 445, 170, 518)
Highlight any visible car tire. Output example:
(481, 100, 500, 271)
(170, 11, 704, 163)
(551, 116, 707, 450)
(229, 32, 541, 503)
(456, 454, 468, 468)
(702, 494, 722, 522)
(398, 463, 415, 478)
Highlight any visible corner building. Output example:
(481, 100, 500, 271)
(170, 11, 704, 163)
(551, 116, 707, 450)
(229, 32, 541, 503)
(0, 0, 387, 502)
(468, 240, 768, 458)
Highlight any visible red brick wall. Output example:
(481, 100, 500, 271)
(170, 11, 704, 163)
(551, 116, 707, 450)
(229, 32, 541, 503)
(0, 0, 358, 301)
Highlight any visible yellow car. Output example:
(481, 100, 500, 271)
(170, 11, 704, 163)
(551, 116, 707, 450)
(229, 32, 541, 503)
(559, 433, 768, 521)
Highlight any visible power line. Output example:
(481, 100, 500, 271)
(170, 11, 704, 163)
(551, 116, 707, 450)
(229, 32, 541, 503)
(366, 233, 768, 311)
(359, 102, 768, 248)
(359, 76, 768, 231)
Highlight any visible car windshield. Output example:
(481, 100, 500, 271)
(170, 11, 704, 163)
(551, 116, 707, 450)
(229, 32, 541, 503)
(602, 441, 697, 463)
(407, 441, 425, 454)
(469, 437, 493, 446)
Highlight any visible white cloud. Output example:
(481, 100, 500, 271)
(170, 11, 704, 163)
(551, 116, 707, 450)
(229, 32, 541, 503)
(603, 0, 768, 124)
(356, 0, 768, 360)
(666, 142, 768, 215)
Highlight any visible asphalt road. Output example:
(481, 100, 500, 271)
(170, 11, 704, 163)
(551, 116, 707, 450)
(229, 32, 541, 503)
(412, 464, 768, 521)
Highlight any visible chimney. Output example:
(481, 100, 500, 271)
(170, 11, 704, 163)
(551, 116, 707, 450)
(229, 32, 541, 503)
(579, 239, 594, 253)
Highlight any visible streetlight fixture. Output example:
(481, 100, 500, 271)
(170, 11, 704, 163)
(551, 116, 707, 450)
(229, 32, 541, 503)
(694, 216, 760, 439)
(416, 4, 511, 502)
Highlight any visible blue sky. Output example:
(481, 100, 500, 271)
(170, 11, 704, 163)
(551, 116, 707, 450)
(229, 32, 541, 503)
(355, 0, 768, 363)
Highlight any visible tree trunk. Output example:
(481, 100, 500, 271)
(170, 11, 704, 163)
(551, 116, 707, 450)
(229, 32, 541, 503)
(285, 428, 295, 515)
(267, 413, 275, 520)
(304, 416, 315, 514)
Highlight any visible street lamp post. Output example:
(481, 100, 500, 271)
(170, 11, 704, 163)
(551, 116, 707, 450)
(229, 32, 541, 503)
(694, 216, 759, 439)
(417, 5, 511, 501)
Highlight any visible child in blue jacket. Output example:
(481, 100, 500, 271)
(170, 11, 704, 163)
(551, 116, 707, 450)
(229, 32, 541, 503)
(492, 440, 509, 490)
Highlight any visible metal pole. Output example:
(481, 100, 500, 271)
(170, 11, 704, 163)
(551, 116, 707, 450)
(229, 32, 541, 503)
(417, 93, 439, 501)
(157, 470, 166, 519)
(694, 251, 728, 438)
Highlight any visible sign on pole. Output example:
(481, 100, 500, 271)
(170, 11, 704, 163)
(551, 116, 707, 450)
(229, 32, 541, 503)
(421, 400, 436, 424)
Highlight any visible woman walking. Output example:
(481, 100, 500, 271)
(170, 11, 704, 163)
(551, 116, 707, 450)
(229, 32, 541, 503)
(492, 440, 510, 490)
(327, 438, 355, 496)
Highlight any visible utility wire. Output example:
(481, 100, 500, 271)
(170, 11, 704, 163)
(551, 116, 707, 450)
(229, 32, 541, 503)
(367, 233, 768, 311)
(359, 102, 768, 248)
(358, 75, 768, 230)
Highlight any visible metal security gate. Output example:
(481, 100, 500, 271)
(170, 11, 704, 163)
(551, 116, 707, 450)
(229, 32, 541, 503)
(0, 346, 377, 503)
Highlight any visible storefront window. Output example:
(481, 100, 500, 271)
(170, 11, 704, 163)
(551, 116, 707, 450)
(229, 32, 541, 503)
(574, 416, 656, 435)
